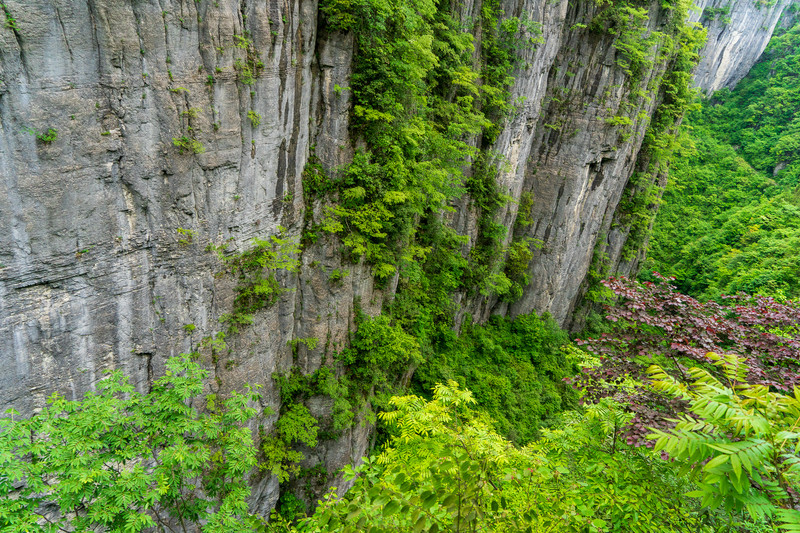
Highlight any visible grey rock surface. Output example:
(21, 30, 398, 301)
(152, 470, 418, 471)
(692, 0, 793, 93)
(0, 0, 788, 510)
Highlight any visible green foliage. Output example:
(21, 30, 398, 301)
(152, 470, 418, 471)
(704, 22, 800, 184)
(412, 313, 578, 444)
(317, 0, 489, 276)
(386, 218, 468, 358)
(0, 355, 261, 533)
(173, 135, 206, 154)
(479, 0, 543, 141)
(590, 3, 657, 85)
(260, 404, 319, 483)
(23, 127, 58, 144)
(299, 382, 714, 532)
(233, 33, 263, 85)
(328, 268, 349, 284)
(702, 4, 732, 25)
(646, 17, 800, 298)
(177, 227, 197, 245)
(37, 128, 57, 143)
(316, 0, 542, 281)
(515, 191, 535, 228)
(339, 313, 422, 392)
(211, 228, 301, 333)
(463, 152, 514, 298)
(248, 110, 262, 127)
(288, 337, 319, 353)
(650, 188, 800, 298)
(1, 3, 18, 30)
(301, 154, 334, 201)
(276, 492, 307, 523)
(274, 365, 356, 433)
(613, 12, 706, 261)
(501, 237, 540, 301)
(649, 353, 800, 529)
(182, 107, 202, 119)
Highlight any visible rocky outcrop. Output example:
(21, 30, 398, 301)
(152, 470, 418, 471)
(0, 0, 790, 510)
(692, 0, 793, 93)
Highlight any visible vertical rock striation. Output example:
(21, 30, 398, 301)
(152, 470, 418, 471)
(692, 0, 793, 93)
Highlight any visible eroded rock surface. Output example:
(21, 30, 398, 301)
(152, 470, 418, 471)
(692, 0, 792, 93)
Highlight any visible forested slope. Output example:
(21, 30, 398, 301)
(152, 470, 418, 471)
(645, 10, 800, 299)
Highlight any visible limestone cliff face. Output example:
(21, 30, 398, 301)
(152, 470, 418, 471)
(0, 0, 790, 509)
(692, 0, 792, 93)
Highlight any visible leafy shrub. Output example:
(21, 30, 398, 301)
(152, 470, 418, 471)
(649, 353, 800, 529)
(260, 404, 319, 483)
(0, 356, 261, 532)
(414, 313, 578, 444)
(211, 228, 301, 333)
(299, 382, 714, 532)
(173, 135, 205, 154)
(23, 127, 58, 144)
(248, 110, 262, 127)
(338, 313, 422, 391)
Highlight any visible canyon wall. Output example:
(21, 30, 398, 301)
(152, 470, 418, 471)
(0, 0, 793, 509)
(693, 0, 793, 93)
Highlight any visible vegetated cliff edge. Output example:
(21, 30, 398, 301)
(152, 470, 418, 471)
(0, 0, 792, 509)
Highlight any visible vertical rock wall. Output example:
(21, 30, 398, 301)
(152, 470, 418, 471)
(692, 0, 793, 93)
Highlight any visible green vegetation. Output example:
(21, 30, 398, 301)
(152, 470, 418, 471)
(260, 404, 319, 483)
(338, 312, 421, 393)
(5, 0, 788, 531)
(413, 313, 578, 444)
(283, 381, 770, 532)
(703, 23, 800, 184)
(23, 127, 58, 144)
(6, 308, 800, 531)
(0, 356, 263, 532)
(315, 0, 545, 286)
(173, 135, 205, 154)
(274, 365, 357, 434)
(613, 6, 707, 261)
(248, 110, 262, 127)
(318, 0, 486, 278)
(650, 353, 800, 528)
(645, 17, 800, 299)
(210, 228, 301, 334)
(177, 227, 197, 245)
(702, 4, 732, 25)
(328, 268, 349, 284)
(233, 33, 263, 85)
(2, 2, 18, 30)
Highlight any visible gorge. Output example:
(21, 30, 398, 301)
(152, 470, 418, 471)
(0, 0, 795, 515)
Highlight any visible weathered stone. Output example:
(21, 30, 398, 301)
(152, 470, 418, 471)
(692, 0, 792, 93)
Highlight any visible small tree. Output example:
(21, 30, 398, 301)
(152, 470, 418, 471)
(649, 353, 800, 531)
(0, 355, 261, 533)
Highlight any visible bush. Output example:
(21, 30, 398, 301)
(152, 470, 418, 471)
(0, 355, 260, 532)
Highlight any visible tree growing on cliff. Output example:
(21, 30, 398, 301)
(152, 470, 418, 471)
(0, 355, 261, 533)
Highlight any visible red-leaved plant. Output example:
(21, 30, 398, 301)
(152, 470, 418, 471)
(570, 274, 800, 446)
